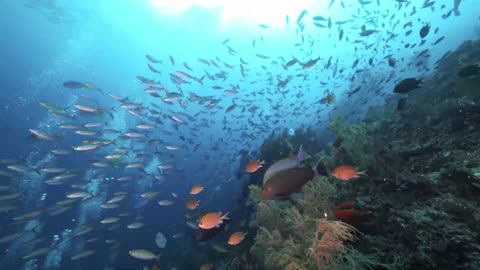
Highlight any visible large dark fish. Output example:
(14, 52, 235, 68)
(419, 23, 431, 38)
(261, 161, 326, 200)
(393, 78, 423, 93)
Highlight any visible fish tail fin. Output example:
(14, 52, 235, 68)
(296, 145, 310, 161)
(358, 170, 368, 176)
(222, 212, 229, 220)
(63, 107, 69, 112)
(155, 254, 161, 261)
(313, 158, 329, 177)
(260, 160, 266, 165)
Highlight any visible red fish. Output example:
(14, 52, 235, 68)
(198, 212, 228, 229)
(245, 160, 265, 173)
(334, 201, 371, 228)
(332, 165, 366, 181)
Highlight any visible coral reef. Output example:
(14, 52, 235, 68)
(330, 39, 480, 269)
(245, 39, 480, 270)
(247, 177, 394, 270)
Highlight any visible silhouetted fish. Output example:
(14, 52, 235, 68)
(393, 78, 422, 93)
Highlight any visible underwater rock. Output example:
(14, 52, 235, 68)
(397, 143, 439, 160)
(442, 169, 476, 185)
(450, 116, 467, 132)
(458, 64, 480, 78)
(397, 96, 407, 111)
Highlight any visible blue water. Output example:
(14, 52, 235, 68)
(0, 0, 479, 269)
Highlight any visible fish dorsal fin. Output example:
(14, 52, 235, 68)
(297, 145, 310, 161)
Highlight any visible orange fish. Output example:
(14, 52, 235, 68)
(228, 231, 247, 245)
(186, 198, 200, 210)
(190, 185, 205, 195)
(245, 160, 265, 173)
(332, 165, 366, 181)
(198, 212, 229, 229)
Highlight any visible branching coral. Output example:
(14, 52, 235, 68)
(247, 185, 263, 206)
(285, 207, 307, 232)
(306, 219, 359, 268)
(249, 200, 290, 231)
(339, 247, 404, 270)
(299, 177, 336, 219)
